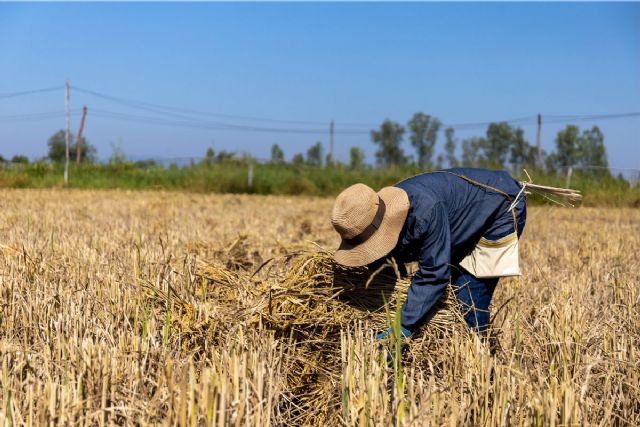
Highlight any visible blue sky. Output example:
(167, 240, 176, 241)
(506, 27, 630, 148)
(0, 2, 638, 171)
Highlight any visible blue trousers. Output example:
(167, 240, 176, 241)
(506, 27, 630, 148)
(452, 199, 526, 334)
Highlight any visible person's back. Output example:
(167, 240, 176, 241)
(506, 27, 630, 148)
(394, 168, 524, 264)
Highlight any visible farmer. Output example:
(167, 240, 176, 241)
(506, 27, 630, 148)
(331, 168, 526, 338)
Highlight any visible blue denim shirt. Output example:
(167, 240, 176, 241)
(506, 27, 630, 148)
(392, 168, 525, 330)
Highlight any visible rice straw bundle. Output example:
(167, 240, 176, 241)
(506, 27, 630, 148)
(523, 182, 583, 207)
(194, 247, 465, 424)
(519, 170, 583, 207)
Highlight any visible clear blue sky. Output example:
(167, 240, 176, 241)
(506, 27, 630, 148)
(0, 2, 638, 171)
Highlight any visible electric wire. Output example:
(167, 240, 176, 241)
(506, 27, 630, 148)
(0, 86, 64, 100)
(1, 85, 638, 134)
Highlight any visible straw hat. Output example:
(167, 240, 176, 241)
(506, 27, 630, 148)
(331, 183, 410, 267)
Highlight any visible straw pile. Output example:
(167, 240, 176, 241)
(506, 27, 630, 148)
(194, 247, 465, 424)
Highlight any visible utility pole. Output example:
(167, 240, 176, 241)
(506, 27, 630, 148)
(329, 120, 334, 165)
(64, 80, 70, 184)
(76, 106, 88, 164)
(536, 113, 542, 170)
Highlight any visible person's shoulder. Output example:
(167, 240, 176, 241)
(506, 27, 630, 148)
(395, 171, 446, 189)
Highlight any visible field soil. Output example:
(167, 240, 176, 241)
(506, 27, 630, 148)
(0, 189, 638, 425)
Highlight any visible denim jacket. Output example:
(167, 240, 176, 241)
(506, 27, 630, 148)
(392, 168, 525, 330)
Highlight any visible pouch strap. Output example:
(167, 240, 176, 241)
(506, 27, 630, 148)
(434, 171, 519, 235)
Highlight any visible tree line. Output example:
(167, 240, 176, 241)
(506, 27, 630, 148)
(1, 114, 610, 178)
(269, 113, 609, 176)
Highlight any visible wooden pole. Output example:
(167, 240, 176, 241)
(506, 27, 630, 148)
(536, 113, 542, 169)
(76, 106, 88, 164)
(64, 80, 70, 184)
(565, 166, 573, 189)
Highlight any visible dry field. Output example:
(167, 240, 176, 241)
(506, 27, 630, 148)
(0, 189, 638, 426)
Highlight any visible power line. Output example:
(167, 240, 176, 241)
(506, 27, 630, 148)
(87, 107, 640, 135)
(90, 108, 369, 135)
(72, 86, 372, 128)
(0, 109, 82, 123)
(445, 116, 537, 130)
(1, 85, 638, 135)
(0, 86, 64, 100)
(71, 86, 640, 132)
(543, 112, 640, 124)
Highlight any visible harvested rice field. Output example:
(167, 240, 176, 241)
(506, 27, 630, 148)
(0, 189, 638, 426)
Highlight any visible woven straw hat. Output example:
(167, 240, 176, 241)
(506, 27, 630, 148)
(331, 183, 410, 267)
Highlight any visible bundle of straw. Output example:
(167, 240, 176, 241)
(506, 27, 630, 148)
(523, 182, 583, 207)
(195, 248, 465, 424)
(518, 170, 583, 207)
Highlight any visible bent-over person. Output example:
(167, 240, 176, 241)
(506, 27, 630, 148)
(330, 168, 526, 339)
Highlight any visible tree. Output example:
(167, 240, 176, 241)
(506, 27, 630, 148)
(306, 142, 323, 167)
(461, 137, 484, 167)
(577, 126, 608, 173)
(109, 142, 127, 165)
(444, 127, 458, 168)
(215, 150, 236, 162)
(204, 147, 215, 164)
(47, 130, 96, 163)
(546, 125, 608, 176)
(546, 125, 580, 173)
(325, 153, 334, 167)
(0, 154, 5, 163)
(435, 154, 444, 170)
(407, 113, 441, 168)
(483, 122, 514, 168)
(371, 120, 407, 168)
(509, 128, 536, 173)
(292, 153, 305, 166)
(11, 155, 29, 164)
(461, 123, 532, 170)
(270, 144, 285, 164)
(349, 147, 365, 169)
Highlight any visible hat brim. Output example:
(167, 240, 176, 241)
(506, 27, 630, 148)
(334, 186, 409, 267)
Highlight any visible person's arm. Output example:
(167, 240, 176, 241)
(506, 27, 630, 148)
(401, 202, 451, 331)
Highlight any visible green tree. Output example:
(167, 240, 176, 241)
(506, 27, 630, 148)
(349, 147, 365, 169)
(270, 144, 285, 164)
(292, 153, 305, 166)
(408, 113, 441, 168)
(47, 130, 96, 163)
(11, 155, 29, 164)
(577, 126, 608, 173)
(371, 120, 407, 168)
(444, 127, 458, 168)
(547, 125, 608, 176)
(109, 143, 127, 165)
(204, 147, 215, 164)
(509, 128, 536, 172)
(215, 150, 236, 162)
(325, 153, 334, 167)
(461, 137, 484, 167)
(483, 122, 514, 168)
(546, 125, 580, 172)
(306, 142, 323, 166)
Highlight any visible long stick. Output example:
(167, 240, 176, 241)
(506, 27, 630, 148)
(64, 80, 70, 183)
(76, 106, 88, 164)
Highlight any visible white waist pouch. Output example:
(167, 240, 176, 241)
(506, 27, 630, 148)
(459, 232, 521, 278)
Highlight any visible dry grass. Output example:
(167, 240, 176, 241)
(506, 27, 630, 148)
(0, 189, 638, 426)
